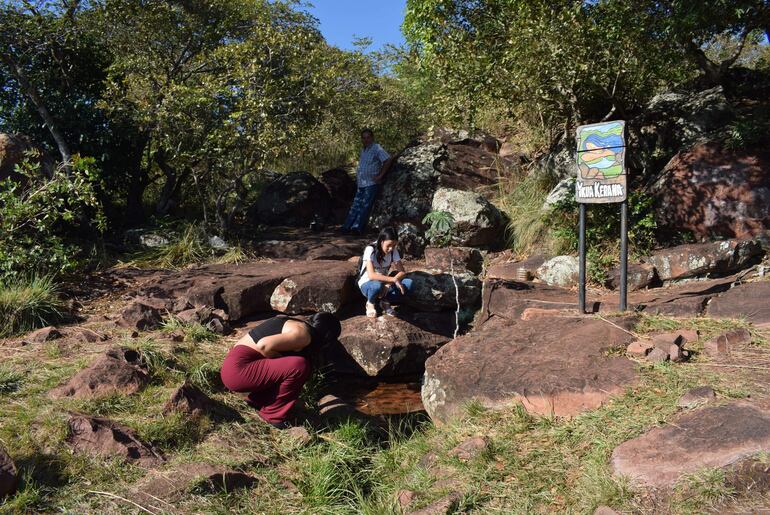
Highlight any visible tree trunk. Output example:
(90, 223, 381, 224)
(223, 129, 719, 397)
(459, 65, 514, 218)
(0, 54, 72, 164)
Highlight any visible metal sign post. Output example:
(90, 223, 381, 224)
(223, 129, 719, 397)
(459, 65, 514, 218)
(575, 120, 628, 313)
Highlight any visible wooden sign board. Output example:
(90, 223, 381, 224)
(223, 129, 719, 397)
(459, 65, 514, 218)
(575, 120, 627, 204)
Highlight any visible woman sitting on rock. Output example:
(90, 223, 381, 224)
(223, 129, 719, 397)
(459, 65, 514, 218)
(220, 312, 341, 429)
(358, 226, 413, 318)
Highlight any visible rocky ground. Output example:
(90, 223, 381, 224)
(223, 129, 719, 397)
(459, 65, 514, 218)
(1, 225, 770, 514)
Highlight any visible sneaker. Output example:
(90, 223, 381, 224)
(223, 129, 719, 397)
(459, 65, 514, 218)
(380, 300, 396, 316)
(366, 302, 378, 318)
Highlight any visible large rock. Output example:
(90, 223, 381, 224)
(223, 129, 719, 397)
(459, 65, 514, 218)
(135, 260, 356, 320)
(611, 402, 770, 488)
(118, 300, 163, 331)
(164, 383, 221, 417)
(707, 280, 770, 327)
(430, 188, 506, 247)
(436, 143, 510, 191)
(0, 444, 17, 498)
(422, 316, 638, 423)
(49, 347, 150, 399)
(138, 463, 256, 502)
(536, 256, 579, 288)
(605, 262, 658, 291)
(645, 240, 763, 282)
(335, 314, 453, 377)
(249, 171, 332, 227)
(67, 414, 165, 467)
(424, 246, 484, 275)
(650, 142, 770, 240)
(319, 167, 356, 224)
(486, 255, 546, 282)
(479, 280, 576, 324)
(401, 271, 482, 313)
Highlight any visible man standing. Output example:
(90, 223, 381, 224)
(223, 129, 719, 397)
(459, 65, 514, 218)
(341, 128, 394, 235)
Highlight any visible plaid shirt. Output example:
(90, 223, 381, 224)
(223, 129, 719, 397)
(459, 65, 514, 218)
(356, 143, 390, 187)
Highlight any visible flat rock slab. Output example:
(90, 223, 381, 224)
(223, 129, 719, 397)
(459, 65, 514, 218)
(333, 314, 453, 377)
(611, 402, 770, 488)
(136, 260, 356, 320)
(707, 280, 770, 327)
(422, 316, 638, 423)
(138, 463, 256, 503)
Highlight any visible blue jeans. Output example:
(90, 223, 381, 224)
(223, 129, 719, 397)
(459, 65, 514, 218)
(342, 185, 379, 232)
(360, 278, 413, 304)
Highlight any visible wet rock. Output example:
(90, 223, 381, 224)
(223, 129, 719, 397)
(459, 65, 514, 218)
(702, 328, 752, 356)
(320, 167, 356, 224)
(26, 326, 62, 343)
(164, 383, 219, 417)
(611, 402, 770, 488)
(650, 142, 770, 240)
(707, 281, 770, 327)
(448, 436, 488, 462)
(49, 347, 150, 399)
(606, 262, 658, 291)
(248, 171, 332, 226)
(402, 271, 482, 313)
(645, 239, 763, 282)
(406, 492, 462, 515)
(430, 187, 506, 247)
(0, 444, 17, 498)
(67, 414, 164, 467)
(138, 463, 255, 502)
(335, 315, 453, 377)
(678, 386, 716, 409)
(118, 301, 163, 331)
(422, 317, 638, 422)
(424, 246, 484, 275)
(536, 256, 579, 288)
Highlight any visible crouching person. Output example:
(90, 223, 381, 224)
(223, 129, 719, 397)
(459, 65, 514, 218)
(220, 312, 341, 429)
(357, 226, 413, 318)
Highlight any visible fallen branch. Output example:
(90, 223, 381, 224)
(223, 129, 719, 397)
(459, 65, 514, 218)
(87, 490, 158, 514)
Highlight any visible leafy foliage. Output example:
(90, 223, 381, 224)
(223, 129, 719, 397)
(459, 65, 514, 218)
(422, 210, 456, 247)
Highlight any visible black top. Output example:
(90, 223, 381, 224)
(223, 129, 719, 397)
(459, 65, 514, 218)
(247, 316, 315, 358)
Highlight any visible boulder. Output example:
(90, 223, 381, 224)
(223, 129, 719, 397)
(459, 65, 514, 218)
(486, 255, 546, 282)
(702, 328, 752, 356)
(610, 402, 770, 488)
(0, 444, 17, 498)
(645, 239, 763, 282)
(397, 223, 428, 258)
(422, 316, 638, 422)
(138, 463, 256, 502)
(401, 271, 482, 313)
(49, 347, 150, 399)
(335, 315, 453, 377)
(448, 436, 488, 462)
(118, 301, 163, 331)
(436, 143, 511, 192)
(248, 171, 332, 226)
(542, 177, 575, 209)
(605, 262, 658, 291)
(67, 414, 164, 467)
(536, 256, 579, 288)
(678, 386, 716, 409)
(134, 260, 356, 321)
(319, 167, 356, 223)
(164, 383, 220, 417)
(424, 246, 484, 275)
(479, 280, 576, 324)
(26, 326, 62, 343)
(533, 137, 575, 181)
(430, 187, 506, 247)
(707, 280, 770, 327)
(650, 142, 770, 240)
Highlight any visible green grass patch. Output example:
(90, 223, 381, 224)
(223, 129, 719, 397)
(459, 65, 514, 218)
(0, 364, 24, 395)
(0, 275, 63, 338)
(497, 172, 556, 256)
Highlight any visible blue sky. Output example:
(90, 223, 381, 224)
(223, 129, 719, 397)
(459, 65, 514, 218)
(303, 1, 408, 52)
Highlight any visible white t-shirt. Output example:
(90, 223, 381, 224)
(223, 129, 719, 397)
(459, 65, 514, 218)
(358, 245, 401, 287)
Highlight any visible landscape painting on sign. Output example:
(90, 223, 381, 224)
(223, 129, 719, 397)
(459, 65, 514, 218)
(575, 120, 627, 203)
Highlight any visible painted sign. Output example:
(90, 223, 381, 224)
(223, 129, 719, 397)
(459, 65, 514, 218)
(575, 120, 627, 203)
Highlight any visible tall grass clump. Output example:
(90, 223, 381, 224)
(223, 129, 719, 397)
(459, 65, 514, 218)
(0, 275, 63, 337)
(498, 172, 557, 255)
(131, 223, 210, 270)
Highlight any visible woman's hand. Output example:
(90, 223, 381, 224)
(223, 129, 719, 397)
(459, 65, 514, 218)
(395, 280, 406, 295)
(391, 271, 406, 282)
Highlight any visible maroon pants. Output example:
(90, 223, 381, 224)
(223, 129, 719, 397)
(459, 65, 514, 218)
(220, 345, 310, 424)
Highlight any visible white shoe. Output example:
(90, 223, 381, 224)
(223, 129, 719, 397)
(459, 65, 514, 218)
(366, 302, 377, 318)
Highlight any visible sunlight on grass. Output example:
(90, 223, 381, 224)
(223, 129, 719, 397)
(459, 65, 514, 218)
(0, 275, 63, 337)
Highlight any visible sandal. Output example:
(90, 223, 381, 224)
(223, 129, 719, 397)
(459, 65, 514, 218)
(380, 300, 396, 316)
(366, 302, 378, 318)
